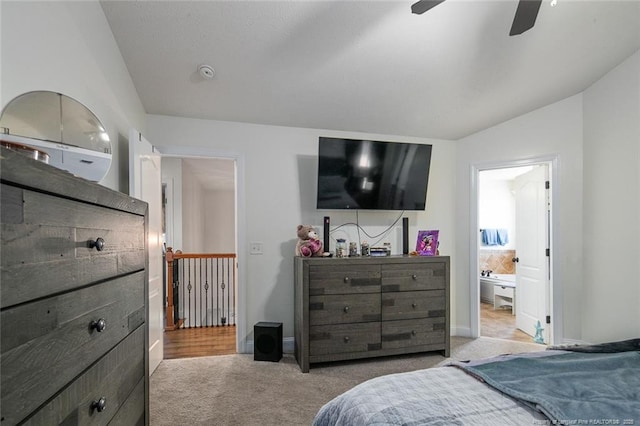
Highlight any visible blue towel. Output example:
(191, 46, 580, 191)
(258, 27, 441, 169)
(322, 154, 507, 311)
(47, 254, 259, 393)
(481, 229, 508, 246)
(481, 229, 498, 245)
(496, 228, 509, 245)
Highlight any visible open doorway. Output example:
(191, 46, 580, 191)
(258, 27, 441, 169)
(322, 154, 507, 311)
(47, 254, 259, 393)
(476, 162, 552, 345)
(161, 156, 238, 358)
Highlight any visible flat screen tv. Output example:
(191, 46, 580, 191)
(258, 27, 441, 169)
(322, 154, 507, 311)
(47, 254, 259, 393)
(316, 137, 432, 210)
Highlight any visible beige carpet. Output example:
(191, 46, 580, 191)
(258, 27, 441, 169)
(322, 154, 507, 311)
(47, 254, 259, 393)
(150, 336, 545, 426)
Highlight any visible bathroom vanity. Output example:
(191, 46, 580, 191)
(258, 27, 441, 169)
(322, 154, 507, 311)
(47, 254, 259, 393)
(480, 274, 516, 314)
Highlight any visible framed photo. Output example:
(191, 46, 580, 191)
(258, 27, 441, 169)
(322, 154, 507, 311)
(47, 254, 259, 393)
(416, 230, 439, 256)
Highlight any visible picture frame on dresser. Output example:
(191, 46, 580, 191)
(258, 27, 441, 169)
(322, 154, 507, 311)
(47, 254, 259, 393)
(416, 230, 439, 256)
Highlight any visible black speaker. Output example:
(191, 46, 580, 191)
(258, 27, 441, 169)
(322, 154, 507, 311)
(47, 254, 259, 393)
(254, 321, 282, 362)
(402, 217, 409, 255)
(323, 216, 330, 253)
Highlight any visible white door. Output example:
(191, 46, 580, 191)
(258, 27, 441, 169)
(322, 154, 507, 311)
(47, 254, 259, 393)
(129, 129, 164, 374)
(514, 165, 549, 342)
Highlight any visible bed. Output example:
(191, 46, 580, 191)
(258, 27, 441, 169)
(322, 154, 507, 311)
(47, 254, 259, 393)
(313, 339, 640, 425)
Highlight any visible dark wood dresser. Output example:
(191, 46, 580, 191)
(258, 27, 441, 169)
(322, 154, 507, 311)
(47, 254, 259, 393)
(0, 147, 149, 425)
(294, 255, 450, 373)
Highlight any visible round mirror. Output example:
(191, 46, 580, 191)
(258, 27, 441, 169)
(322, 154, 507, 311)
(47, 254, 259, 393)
(0, 91, 112, 182)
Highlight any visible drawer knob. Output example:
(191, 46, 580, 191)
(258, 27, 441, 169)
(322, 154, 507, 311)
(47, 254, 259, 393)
(412, 302, 417, 308)
(343, 336, 350, 343)
(343, 306, 350, 313)
(411, 330, 417, 336)
(88, 237, 105, 251)
(343, 277, 350, 283)
(412, 274, 417, 280)
(90, 318, 107, 332)
(91, 397, 107, 413)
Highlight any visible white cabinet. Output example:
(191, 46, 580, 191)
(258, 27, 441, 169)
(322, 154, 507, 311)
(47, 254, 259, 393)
(494, 283, 515, 314)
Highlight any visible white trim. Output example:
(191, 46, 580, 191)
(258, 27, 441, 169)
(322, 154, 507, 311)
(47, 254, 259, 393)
(162, 178, 175, 249)
(451, 326, 473, 337)
(469, 155, 563, 345)
(156, 146, 248, 353)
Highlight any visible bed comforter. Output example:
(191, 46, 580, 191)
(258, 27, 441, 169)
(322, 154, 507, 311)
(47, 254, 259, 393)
(313, 340, 640, 426)
(312, 365, 547, 425)
(455, 350, 640, 424)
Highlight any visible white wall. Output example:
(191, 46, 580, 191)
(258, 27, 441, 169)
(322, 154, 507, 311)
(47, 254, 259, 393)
(457, 94, 584, 341)
(458, 49, 640, 343)
(582, 50, 640, 343)
(203, 190, 236, 253)
(161, 157, 235, 254)
(181, 166, 206, 252)
(1, 1, 146, 192)
(148, 116, 456, 346)
(479, 178, 516, 251)
(161, 157, 184, 250)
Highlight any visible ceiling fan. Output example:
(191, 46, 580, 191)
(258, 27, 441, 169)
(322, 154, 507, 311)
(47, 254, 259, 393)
(411, 0, 543, 36)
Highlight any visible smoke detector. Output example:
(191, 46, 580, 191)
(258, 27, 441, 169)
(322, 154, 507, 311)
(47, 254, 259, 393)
(198, 64, 215, 79)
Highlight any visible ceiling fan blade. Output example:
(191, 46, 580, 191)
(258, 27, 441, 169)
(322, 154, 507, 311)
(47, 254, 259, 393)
(509, 0, 542, 36)
(411, 0, 446, 15)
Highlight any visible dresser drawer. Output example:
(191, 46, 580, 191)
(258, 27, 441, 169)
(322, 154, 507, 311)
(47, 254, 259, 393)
(381, 317, 446, 350)
(108, 378, 146, 426)
(0, 271, 145, 424)
(23, 325, 145, 426)
(310, 322, 381, 356)
(381, 262, 447, 292)
(309, 264, 380, 296)
(1, 185, 145, 308)
(310, 293, 381, 326)
(381, 290, 446, 321)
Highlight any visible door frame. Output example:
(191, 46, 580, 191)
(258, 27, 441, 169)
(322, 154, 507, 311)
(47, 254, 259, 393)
(156, 145, 247, 353)
(469, 155, 562, 345)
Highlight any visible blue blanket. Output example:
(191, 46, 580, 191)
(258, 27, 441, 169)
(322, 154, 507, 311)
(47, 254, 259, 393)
(456, 351, 640, 424)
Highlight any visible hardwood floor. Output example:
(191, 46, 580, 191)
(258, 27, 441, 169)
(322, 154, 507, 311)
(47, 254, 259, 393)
(480, 302, 536, 344)
(164, 325, 236, 359)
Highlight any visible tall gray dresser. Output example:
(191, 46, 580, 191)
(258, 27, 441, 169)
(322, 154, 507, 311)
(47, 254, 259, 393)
(0, 146, 149, 425)
(294, 255, 450, 373)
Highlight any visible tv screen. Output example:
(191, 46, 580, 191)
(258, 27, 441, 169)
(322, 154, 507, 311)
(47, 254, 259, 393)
(316, 137, 432, 210)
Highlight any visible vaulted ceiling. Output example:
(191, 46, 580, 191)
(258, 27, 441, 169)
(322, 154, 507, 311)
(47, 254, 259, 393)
(101, 0, 640, 140)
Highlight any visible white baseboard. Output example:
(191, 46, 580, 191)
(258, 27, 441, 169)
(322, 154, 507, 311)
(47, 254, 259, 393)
(244, 337, 295, 355)
(451, 326, 472, 337)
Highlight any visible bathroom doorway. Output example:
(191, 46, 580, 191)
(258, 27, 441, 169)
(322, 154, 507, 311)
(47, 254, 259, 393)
(477, 162, 552, 345)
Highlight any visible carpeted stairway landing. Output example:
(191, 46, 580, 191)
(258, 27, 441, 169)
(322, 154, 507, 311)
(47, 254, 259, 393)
(150, 336, 544, 425)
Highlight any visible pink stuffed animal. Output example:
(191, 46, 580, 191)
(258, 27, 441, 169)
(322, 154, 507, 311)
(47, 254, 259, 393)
(295, 225, 323, 257)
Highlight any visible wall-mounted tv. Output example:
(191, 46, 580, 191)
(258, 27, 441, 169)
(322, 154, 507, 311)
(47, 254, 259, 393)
(316, 137, 432, 211)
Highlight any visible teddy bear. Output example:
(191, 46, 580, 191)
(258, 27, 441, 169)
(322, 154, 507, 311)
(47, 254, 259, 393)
(295, 224, 323, 257)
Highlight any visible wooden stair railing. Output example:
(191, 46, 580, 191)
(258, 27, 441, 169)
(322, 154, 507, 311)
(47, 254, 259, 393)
(165, 247, 237, 331)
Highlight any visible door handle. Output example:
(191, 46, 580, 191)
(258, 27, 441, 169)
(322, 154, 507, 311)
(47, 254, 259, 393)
(512, 257, 519, 263)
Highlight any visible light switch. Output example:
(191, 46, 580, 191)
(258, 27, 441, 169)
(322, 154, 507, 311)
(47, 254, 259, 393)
(250, 242, 263, 255)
